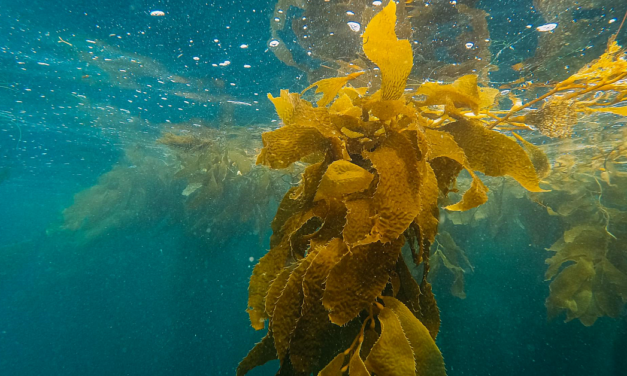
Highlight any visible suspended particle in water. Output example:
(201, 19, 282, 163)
(465, 42, 474, 49)
(240, 44, 249, 49)
(249, 257, 254, 262)
(347, 21, 361, 32)
(372, 1, 382, 5)
(150, 10, 165, 17)
(536, 23, 557, 32)
(269, 39, 280, 47)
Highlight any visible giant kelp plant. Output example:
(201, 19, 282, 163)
(240, 2, 627, 375)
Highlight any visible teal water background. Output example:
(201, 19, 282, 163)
(1, 1, 626, 375)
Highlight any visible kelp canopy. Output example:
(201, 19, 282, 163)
(236, 1, 626, 374)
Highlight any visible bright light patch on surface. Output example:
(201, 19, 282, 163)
(150, 10, 165, 17)
(536, 23, 557, 32)
(372, 1, 382, 6)
(347, 21, 361, 32)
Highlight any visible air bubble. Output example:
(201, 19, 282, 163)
(347, 21, 361, 32)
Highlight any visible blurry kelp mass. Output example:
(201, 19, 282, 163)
(54, 126, 293, 247)
(157, 126, 292, 243)
(238, 1, 627, 375)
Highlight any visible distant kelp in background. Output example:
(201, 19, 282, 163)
(533, 126, 627, 326)
(157, 126, 292, 244)
(53, 126, 292, 247)
(439, 123, 627, 326)
(50, 146, 182, 245)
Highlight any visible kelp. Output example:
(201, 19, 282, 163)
(240, 3, 549, 375)
(52, 146, 182, 245)
(56, 126, 292, 248)
(531, 126, 627, 325)
(158, 126, 290, 244)
(545, 227, 627, 326)
(236, 2, 627, 374)
(267, 0, 493, 83)
(489, 39, 627, 137)
(430, 232, 474, 299)
(438, 121, 627, 322)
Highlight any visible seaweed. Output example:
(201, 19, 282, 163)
(430, 231, 474, 299)
(489, 39, 627, 136)
(240, 3, 548, 374)
(52, 146, 182, 245)
(267, 0, 494, 83)
(158, 126, 291, 244)
(55, 126, 292, 248)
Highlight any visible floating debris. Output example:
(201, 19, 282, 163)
(536, 23, 558, 32)
(226, 100, 252, 106)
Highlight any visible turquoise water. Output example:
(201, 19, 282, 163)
(1, 1, 626, 375)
